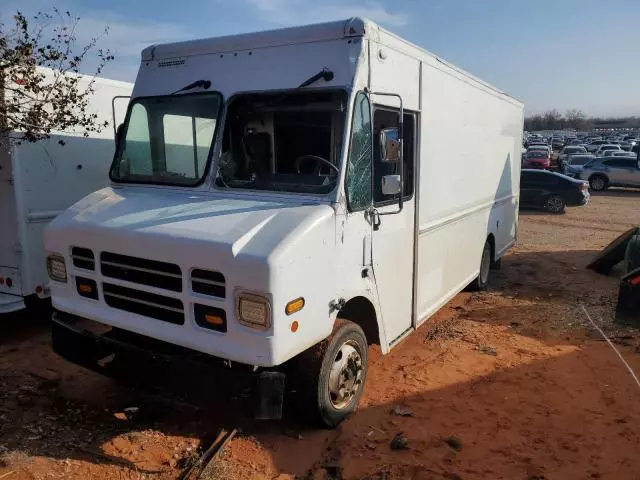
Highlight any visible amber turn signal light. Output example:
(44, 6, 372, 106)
(285, 297, 305, 316)
(204, 314, 224, 326)
(76, 277, 98, 300)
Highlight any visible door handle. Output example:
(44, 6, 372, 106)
(367, 208, 382, 231)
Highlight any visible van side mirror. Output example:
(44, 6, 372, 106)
(381, 174, 401, 195)
(380, 128, 400, 163)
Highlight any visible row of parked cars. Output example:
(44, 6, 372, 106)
(519, 131, 640, 213)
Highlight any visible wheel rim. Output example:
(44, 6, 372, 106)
(480, 245, 491, 284)
(328, 341, 364, 410)
(546, 196, 564, 212)
(591, 177, 605, 190)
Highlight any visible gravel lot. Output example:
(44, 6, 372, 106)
(1, 189, 640, 480)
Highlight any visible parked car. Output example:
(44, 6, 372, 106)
(563, 154, 596, 177)
(558, 145, 587, 169)
(520, 169, 590, 213)
(527, 140, 548, 150)
(595, 144, 621, 156)
(599, 148, 621, 157)
(579, 156, 640, 191)
(612, 151, 637, 157)
(586, 139, 610, 152)
(523, 149, 551, 169)
(620, 140, 637, 151)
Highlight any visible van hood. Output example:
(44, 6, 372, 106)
(46, 187, 335, 261)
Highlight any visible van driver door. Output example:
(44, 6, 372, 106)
(369, 101, 417, 346)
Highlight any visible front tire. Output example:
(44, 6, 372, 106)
(298, 320, 368, 428)
(544, 195, 566, 214)
(589, 175, 608, 191)
(471, 240, 492, 291)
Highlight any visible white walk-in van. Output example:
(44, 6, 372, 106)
(0, 69, 133, 313)
(45, 18, 523, 426)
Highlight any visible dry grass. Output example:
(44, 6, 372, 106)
(424, 315, 465, 347)
(0, 449, 32, 469)
(198, 456, 238, 480)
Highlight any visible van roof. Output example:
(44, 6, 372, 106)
(141, 17, 519, 104)
(142, 18, 373, 61)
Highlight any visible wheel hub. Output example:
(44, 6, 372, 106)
(328, 342, 364, 409)
(548, 197, 563, 211)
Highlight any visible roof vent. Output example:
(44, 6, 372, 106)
(158, 59, 186, 68)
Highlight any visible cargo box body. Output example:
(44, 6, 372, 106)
(0, 69, 132, 312)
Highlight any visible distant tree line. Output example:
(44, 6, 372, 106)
(525, 110, 640, 131)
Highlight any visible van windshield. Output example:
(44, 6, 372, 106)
(215, 90, 347, 194)
(110, 92, 222, 186)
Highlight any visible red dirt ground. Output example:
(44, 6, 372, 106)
(1, 190, 640, 480)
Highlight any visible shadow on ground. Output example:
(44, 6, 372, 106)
(0, 306, 51, 346)
(307, 344, 640, 480)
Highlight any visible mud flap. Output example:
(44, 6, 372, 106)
(616, 267, 640, 326)
(253, 371, 285, 420)
(625, 233, 640, 274)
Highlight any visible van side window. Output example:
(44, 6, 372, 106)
(345, 92, 373, 211)
(122, 103, 152, 175)
(373, 107, 415, 204)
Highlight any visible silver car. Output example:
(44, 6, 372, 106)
(558, 145, 587, 166)
(594, 144, 621, 156)
(578, 156, 640, 191)
(563, 154, 596, 177)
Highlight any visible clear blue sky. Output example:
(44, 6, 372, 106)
(2, 0, 639, 117)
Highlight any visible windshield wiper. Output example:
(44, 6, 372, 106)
(170, 79, 211, 95)
(256, 68, 335, 111)
(298, 68, 334, 88)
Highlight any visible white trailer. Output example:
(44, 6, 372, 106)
(0, 69, 132, 313)
(45, 18, 523, 426)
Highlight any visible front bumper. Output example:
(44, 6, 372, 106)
(52, 311, 286, 419)
(566, 191, 590, 207)
(51, 310, 213, 375)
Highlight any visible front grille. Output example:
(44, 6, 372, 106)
(100, 252, 182, 292)
(103, 283, 184, 325)
(191, 269, 226, 298)
(72, 247, 95, 270)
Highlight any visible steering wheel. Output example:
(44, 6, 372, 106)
(294, 155, 339, 175)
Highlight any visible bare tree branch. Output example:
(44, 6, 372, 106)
(0, 9, 115, 145)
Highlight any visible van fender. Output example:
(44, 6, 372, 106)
(329, 283, 390, 354)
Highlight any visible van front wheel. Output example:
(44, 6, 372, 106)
(299, 320, 368, 428)
(471, 240, 492, 291)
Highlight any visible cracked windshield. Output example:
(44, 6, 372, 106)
(215, 90, 346, 194)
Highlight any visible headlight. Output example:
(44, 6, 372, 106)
(47, 254, 67, 283)
(236, 292, 271, 330)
